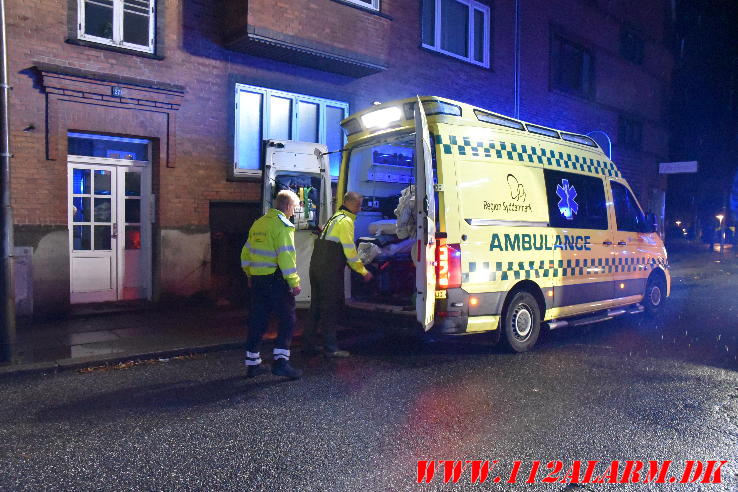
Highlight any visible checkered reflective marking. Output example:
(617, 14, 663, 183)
(435, 134, 621, 178)
(461, 257, 666, 282)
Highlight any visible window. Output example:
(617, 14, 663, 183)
(342, 0, 380, 10)
(78, 0, 155, 53)
(234, 84, 349, 177)
(611, 181, 648, 233)
(421, 0, 490, 68)
(618, 116, 642, 149)
(551, 34, 594, 98)
(620, 27, 644, 65)
(544, 170, 608, 230)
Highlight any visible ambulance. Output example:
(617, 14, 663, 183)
(260, 96, 670, 352)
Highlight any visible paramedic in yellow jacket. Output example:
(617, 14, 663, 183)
(241, 189, 302, 379)
(305, 191, 373, 358)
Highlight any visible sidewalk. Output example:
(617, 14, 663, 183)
(0, 302, 253, 378)
(2, 241, 735, 378)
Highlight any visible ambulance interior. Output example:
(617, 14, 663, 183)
(344, 134, 435, 309)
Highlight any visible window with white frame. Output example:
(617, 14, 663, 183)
(234, 84, 349, 177)
(78, 0, 155, 53)
(342, 0, 380, 11)
(421, 0, 490, 68)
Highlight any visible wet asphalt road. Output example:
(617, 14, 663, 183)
(0, 253, 737, 491)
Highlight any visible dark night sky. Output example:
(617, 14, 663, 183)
(667, 0, 738, 229)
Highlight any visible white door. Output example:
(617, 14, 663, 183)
(414, 99, 437, 330)
(68, 158, 152, 303)
(261, 140, 332, 304)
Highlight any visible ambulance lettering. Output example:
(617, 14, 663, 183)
(490, 233, 591, 251)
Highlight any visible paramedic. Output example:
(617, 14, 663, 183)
(305, 191, 373, 358)
(241, 189, 303, 379)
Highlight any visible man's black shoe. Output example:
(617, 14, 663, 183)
(246, 363, 270, 378)
(272, 359, 303, 379)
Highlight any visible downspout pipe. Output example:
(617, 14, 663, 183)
(0, 0, 16, 364)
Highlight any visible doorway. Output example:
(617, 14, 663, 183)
(67, 134, 152, 304)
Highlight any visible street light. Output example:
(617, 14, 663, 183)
(716, 214, 725, 254)
(675, 220, 682, 227)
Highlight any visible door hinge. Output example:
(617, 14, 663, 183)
(434, 183, 444, 192)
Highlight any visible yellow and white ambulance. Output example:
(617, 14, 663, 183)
(261, 96, 670, 352)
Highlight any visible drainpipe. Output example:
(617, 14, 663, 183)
(513, 0, 521, 118)
(0, 0, 16, 364)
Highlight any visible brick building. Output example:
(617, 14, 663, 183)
(5, 0, 673, 316)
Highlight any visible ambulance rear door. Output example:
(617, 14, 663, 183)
(262, 140, 332, 304)
(414, 100, 437, 330)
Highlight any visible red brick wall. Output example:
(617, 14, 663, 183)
(6, 0, 672, 310)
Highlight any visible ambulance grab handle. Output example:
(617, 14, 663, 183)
(602, 241, 613, 246)
(617, 241, 627, 246)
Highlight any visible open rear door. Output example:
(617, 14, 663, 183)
(261, 140, 331, 304)
(414, 99, 437, 330)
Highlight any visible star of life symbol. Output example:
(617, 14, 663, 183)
(556, 179, 578, 220)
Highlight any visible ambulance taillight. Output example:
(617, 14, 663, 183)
(436, 240, 461, 289)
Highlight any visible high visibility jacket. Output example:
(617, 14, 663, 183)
(241, 209, 300, 288)
(319, 207, 369, 277)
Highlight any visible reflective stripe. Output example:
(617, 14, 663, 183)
(276, 245, 296, 254)
(324, 235, 341, 243)
(341, 242, 355, 249)
(241, 260, 250, 267)
(248, 247, 277, 258)
(273, 348, 290, 356)
(273, 354, 289, 361)
(281, 267, 298, 275)
(245, 351, 262, 366)
(249, 261, 278, 268)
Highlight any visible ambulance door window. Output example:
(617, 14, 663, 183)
(611, 181, 648, 233)
(543, 170, 608, 230)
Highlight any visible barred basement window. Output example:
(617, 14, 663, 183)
(421, 0, 491, 68)
(78, 0, 155, 53)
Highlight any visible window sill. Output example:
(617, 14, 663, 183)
(65, 38, 164, 60)
(327, 0, 393, 19)
(420, 45, 490, 70)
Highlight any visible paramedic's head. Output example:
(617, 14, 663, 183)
(343, 191, 363, 214)
(275, 189, 300, 217)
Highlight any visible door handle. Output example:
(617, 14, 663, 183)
(602, 241, 613, 246)
(111, 223, 118, 239)
(617, 241, 627, 246)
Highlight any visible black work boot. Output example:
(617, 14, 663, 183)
(271, 359, 302, 379)
(246, 364, 270, 378)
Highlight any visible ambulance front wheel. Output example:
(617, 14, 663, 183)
(643, 274, 666, 316)
(501, 291, 541, 353)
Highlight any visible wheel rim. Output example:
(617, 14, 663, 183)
(512, 303, 533, 341)
(649, 284, 662, 306)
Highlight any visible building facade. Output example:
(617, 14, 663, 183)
(5, 0, 673, 316)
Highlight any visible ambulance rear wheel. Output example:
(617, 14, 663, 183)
(501, 291, 541, 353)
(643, 275, 666, 316)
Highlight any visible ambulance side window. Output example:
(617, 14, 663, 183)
(611, 181, 648, 233)
(544, 170, 608, 230)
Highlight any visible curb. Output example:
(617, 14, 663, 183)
(0, 340, 246, 381)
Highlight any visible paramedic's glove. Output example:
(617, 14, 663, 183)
(290, 286, 302, 297)
(362, 271, 374, 283)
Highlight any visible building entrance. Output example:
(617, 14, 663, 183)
(67, 133, 152, 304)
